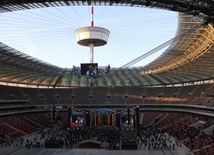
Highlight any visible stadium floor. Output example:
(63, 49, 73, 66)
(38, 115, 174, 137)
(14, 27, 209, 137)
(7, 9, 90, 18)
(0, 146, 191, 155)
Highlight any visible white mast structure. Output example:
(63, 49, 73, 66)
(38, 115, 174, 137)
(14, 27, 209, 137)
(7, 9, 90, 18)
(74, 4, 110, 63)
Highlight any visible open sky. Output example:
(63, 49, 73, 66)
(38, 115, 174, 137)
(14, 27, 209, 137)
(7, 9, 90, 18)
(0, 5, 178, 68)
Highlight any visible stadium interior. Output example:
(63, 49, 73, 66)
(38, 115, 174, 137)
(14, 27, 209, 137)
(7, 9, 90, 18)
(0, 0, 214, 155)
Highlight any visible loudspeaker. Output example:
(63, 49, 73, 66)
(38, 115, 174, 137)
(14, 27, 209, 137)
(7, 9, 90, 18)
(116, 113, 120, 127)
(135, 107, 139, 129)
(86, 114, 90, 126)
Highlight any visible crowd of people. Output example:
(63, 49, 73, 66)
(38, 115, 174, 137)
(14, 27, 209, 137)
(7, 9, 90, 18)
(65, 126, 121, 149)
(138, 126, 177, 150)
(1, 125, 180, 151)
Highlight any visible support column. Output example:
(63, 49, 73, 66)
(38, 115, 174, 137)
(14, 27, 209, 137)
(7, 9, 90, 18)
(127, 109, 130, 125)
(90, 43, 94, 63)
(52, 106, 56, 126)
(135, 107, 139, 129)
(68, 107, 71, 129)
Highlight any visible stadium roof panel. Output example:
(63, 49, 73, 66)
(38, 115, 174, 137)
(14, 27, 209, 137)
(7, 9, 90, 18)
(0, 0, 214, 18)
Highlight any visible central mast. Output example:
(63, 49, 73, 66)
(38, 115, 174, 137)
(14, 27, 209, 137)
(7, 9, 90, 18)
(90, 4, 94, 63)
(74, 5, 110, 64)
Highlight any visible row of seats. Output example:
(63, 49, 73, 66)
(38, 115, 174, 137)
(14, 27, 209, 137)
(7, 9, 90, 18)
(0, 84, 214, 106)
(194, 144, 214, 155)
(0, 113, 49, 143)
(186, 134, 213, 150)
(1, 117, 37, 134)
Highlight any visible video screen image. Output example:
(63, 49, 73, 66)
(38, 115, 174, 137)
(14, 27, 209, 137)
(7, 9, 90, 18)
(70, 110, 86, 129)
(81, 63, 98, 76)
